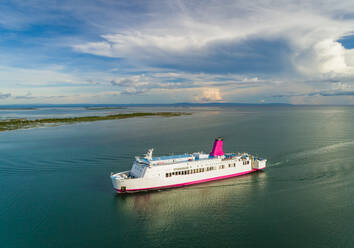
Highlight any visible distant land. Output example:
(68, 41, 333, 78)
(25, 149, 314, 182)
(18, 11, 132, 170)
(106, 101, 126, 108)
(0, 112, 190, 132)
(85, 106, 126, 110)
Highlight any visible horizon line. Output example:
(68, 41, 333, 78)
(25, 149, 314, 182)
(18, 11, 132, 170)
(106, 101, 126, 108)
(1, 102, 354, 107)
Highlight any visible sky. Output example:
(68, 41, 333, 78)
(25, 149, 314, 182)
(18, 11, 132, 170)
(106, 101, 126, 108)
(2, 0, 354, 105)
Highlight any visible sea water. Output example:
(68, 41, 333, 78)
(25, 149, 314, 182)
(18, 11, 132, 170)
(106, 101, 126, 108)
(0, 106, 353, 248)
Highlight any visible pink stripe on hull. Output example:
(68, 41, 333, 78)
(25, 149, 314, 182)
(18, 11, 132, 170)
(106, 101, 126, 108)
(115, 168, 264, 193)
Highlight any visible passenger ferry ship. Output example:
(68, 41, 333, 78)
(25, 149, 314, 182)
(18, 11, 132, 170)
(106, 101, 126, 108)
(110, 137, 266, 193)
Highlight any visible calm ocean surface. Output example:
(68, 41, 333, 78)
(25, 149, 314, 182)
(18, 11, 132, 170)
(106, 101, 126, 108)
(0, 106, 353, 248)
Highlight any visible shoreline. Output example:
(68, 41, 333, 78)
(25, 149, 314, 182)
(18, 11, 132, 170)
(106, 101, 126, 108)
(0, 112, 190, 132)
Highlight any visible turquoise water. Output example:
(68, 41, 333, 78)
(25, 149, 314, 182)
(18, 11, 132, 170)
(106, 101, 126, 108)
(0, 106, 353, 248)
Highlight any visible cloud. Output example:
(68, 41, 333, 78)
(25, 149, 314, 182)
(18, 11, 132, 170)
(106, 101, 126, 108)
(294, 39, 354, 76)
(14, 91, 34, 99)
(194, 87, 223, 102)
(3, 1, 354, 104)
(0, 65, 84, 88)
(121, 88, 148, 95)
(111, 78, 148, 95)
(107, 73, 271, 100)
(73, 1, 354, 77)
(273, 90, 354, 97)
(319, 91, 354, 96)
(110, 79, 135, 87)
(74, 27, 294, 75)
(0, 92, 11, 99)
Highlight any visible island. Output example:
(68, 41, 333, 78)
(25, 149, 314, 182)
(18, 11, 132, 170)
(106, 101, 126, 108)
(85, 107, 126, 110)
(0, 112, 190, 132)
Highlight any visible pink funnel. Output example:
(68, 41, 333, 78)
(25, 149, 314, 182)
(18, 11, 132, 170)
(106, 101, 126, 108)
(210, 137, 224, 157)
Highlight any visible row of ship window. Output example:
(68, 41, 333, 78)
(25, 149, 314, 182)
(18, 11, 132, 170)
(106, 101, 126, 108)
(165, 167, 214, 177)
(165, 162, 244, 177)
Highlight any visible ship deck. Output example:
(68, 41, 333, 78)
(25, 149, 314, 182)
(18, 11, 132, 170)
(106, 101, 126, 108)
(139, 153, 242, 166)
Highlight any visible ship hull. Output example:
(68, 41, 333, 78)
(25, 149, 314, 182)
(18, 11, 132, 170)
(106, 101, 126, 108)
(113, 167, 265, 193)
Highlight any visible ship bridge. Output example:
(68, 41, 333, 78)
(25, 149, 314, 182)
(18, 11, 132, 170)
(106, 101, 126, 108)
(141, 154, 194, 165)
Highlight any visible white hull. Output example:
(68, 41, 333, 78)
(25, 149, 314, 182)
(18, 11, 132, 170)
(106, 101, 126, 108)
(111, 155, 266, 193)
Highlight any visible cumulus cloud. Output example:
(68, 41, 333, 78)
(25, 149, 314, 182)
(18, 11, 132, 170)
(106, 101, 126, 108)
(294, 39, 354, 76)
(194, 88, 223, 102)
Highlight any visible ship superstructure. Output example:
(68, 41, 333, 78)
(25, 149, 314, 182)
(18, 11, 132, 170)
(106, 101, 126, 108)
(110, 137, 266, 193)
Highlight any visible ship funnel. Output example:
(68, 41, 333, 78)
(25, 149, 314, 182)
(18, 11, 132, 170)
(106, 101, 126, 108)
(210, 137, 224, 157)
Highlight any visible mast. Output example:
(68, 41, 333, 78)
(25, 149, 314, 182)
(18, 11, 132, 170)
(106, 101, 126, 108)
(144, 148, 154, 160)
